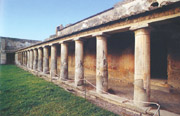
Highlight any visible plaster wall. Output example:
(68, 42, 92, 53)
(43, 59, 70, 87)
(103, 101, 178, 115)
(167, 33, 180, 89)
(83, 32, 135, 84)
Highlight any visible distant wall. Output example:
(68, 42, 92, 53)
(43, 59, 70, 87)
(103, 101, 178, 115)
(0, 37, 40, 64)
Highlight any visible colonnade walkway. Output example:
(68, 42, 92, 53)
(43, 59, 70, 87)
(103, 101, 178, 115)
(18, 64, 180, 115)
(70, 74, 180, 115)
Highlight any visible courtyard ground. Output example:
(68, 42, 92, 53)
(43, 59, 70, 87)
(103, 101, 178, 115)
(0, 65, 118, 116)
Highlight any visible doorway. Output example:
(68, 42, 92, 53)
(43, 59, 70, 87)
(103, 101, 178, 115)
(6, 53, 15, 64)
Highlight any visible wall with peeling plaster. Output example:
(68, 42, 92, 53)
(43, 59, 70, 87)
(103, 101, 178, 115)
(167, 34, 180, 89)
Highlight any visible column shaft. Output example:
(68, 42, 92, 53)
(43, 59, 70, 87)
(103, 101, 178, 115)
(22, 52, 24, 65)
(38, 48, 43, 72)
(24, 52, 26, 65)
(21, 52, 23, 65)
(24, 52, 26, 66)
(30, 50, 34, 69)
(75, 40, 84, 86)
(134, 28, 151, 106)
(96, 35, 108, 93)
(27, 51, 30, 68)
(33, 49, 38, 70)
(60, 42, 68, 80)
(43, 47, 49, 74)
(29, 51, 31, 68)
(50, 45, 57, 77)
(15, 53, 17, 65)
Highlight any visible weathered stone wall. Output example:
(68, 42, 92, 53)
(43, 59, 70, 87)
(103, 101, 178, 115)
(1, 37, 40, 52)
(84, 38, 96, 75)
(107, 32, 134, 84)
(0, 37, 40, 64)
(0, 38, 6, 64)
(167, 33, 180, 89)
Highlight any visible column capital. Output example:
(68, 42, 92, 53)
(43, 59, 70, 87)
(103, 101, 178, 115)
(59, 41, 68, 44)
(73, 37, 83, 41)
(93, 32, 109, 38)
(42, 45, 49, 48)
(130, 23, 150, 31)
(38, 46, 43, 49)
(49, 43, 58, 46)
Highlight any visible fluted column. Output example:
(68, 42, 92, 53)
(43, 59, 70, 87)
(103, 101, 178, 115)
(75, 39, 84, 86)
(95, 33, 108, 93)
(38, 48, 43, 72)
(50, 44, 57, 77)
(60, 42, 68, 80)
(43, 46, 49, 74)
(33, 49, 38, 70)
(133, 27, 151, 107)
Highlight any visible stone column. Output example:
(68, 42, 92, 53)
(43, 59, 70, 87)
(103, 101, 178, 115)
(50, 44, 57, 77)
(30, 50, 33, 69)
(24, 51, 26, 66)
(21, 52, 23, 65)
(38, 48, 43, 72)
(25, 51, 27, 66)
(22, 52, 25, 65)
(75, 39, 84, 86)
(60, 42, 68, 80)
(95, 33, 108, 93)
(43, 46, 49, 74)
(19, 52, 21, 65)
(15, 53, 17, 64)
(33, 49, 38, 70)
(133, 27, 151, 107)
(17, 52, 20, 65)
(27, 51, 30, 68)
(18, 52, 20, 65)
(15, 53, 17, 65)
(29, 51, 31, 68)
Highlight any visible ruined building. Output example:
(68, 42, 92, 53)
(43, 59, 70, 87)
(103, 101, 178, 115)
(14, 0, 180, 115)
(0, 37, 40, 64)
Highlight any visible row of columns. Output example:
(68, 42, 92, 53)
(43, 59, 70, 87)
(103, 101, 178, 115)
(15, 27, 151, 107)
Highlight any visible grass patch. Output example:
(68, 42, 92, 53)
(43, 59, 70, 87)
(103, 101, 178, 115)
(0, 65, 118, 116)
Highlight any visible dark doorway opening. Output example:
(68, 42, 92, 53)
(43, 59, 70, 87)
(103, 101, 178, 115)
(151, 32, 167, 79)
(7, 53, 15, 64)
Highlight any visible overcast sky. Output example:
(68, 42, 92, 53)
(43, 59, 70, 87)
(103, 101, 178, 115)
(0, 0, 122, 41)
